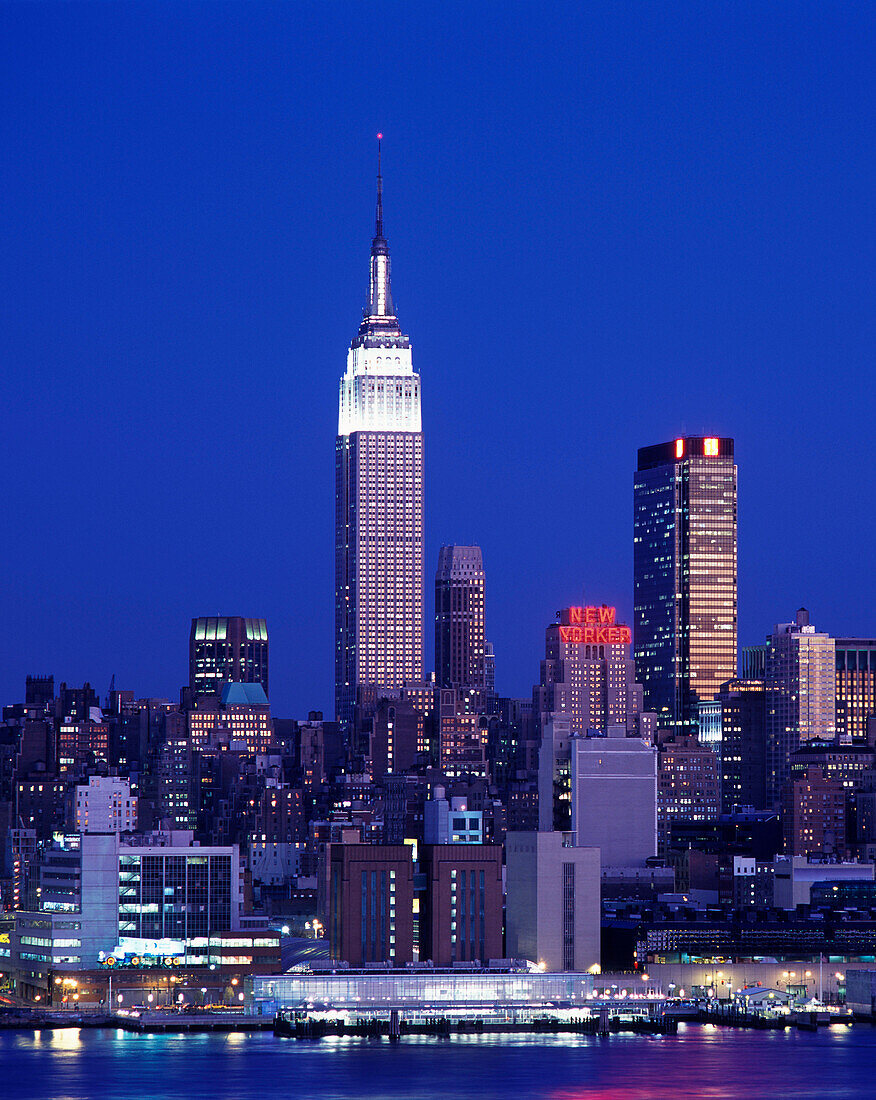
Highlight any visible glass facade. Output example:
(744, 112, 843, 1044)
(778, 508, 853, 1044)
(718, 678, 767, 813)
(254, 970, 596, 1018)
(634, 437, 737, 732)
(189, 617, 269, 699)
(835, 639, 876, 745)
(118, 851, 233, 940)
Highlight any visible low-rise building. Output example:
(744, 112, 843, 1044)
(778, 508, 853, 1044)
(773, 854, 874, 908)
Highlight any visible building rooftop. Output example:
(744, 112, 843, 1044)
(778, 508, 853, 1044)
(220, 682, 269, 707)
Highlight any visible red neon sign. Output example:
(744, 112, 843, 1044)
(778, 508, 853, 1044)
(559, 624, 631, 645)
(560, 607, 630, 645)
(568, 606, 617, 625)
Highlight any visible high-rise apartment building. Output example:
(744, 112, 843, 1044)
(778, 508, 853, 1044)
(335, 142, 424, 722)
(438, 688, 488, 780)
(765, 608, 835, 808)
(435, 545, 486, 696)
(371, 697, 422, 778)
(187, 681, 273, 753)
(57, 718, 110, 775)
(74, 776, 137, 834)
(189, 617, 268, 700)
(782, 766, 847, 859)
(656, 733, 720, 852)
(484, 642, 496, 698)
(634, 436, 737, 732)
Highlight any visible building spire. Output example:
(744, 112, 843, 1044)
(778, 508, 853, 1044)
(375, 132, 384, 240)
(359, 131, 400, 338)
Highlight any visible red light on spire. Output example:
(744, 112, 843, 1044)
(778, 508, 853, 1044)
(377, 132, 383, 140)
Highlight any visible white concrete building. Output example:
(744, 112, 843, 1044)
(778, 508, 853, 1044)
(75, 775, 137, 834)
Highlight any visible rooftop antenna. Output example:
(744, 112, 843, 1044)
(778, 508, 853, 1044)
(375, 132, 384, 239)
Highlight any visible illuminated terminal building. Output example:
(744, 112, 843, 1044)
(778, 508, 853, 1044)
(634, 436, 737, 733)
(252, 966, 602, 1024)
(335, 139, 424, 722)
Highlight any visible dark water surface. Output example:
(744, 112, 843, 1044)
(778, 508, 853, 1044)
(2, 1023, 873, 1099)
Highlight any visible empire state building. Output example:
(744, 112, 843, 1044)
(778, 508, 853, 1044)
(335, 142, 424, 722)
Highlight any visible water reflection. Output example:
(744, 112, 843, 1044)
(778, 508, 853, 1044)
(49, 1028, 82, 1051)
(2, 1025, 875, 1100)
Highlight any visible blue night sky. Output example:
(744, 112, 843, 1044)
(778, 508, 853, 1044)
(0, 2, 873, 717)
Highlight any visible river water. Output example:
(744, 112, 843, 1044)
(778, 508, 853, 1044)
(2, 1023, 873, 1099)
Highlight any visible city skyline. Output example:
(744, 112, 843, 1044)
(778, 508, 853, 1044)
(1, 5, 874, 717)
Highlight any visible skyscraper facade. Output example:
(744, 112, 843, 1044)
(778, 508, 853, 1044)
(634, 436, 737, 732)
(835, 638, 876, 745)
(534, 604, 648, 831)
(189, 617, 269, 699)
(435, 545, 486, 695)
(718, 677, 767, 813)
(335, 145, 424, 723)
(534, 605, 642, 737)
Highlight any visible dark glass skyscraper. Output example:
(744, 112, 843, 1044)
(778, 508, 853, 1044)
(189, 616, 268, 699)
(434, 545, 486, 695)
(335, 144, 424, 722)
(634, 436, 737, 732)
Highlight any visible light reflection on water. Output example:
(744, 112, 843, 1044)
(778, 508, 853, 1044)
(1, 1023, 874, 1100)
(49, 1027, 83, 1051)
